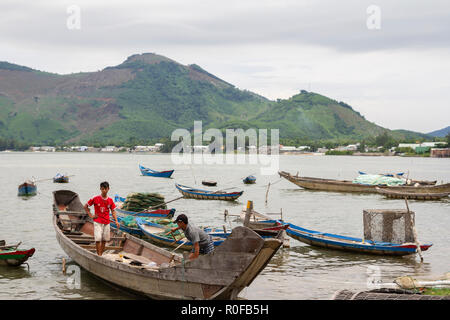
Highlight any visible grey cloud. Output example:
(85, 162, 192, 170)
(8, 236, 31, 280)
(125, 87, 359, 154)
(1, 0, 450, 52)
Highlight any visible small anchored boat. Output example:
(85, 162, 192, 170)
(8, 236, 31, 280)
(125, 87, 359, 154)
(18, 180, 37, 196)
(53, 173, 69, 183)
(139, 164, 174, 178)
(0, 240, 35, 266)
(201, 181, 217, 187)
(175, 183, 243, 201)
(243, 175, 256, 184)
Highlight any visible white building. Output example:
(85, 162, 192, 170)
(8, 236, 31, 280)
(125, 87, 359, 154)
(40, 146, 56, 152)
(280, 146, 296, 152)
(101, 146, 116, 152)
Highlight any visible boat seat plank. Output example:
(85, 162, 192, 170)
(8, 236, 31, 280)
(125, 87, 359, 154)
(122, 252, 154, 265)
(80, 245, 123, 251)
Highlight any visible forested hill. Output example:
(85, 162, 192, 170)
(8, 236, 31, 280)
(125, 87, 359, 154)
(0, 53, 429, 145)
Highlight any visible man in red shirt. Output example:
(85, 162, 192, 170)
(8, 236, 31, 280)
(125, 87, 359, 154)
(84, 181, 120, 256)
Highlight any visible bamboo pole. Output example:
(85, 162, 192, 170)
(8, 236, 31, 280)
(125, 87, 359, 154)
(405, 197, 423, 262)
(265, 182, 271, 205)
(243, 200, 253, 227)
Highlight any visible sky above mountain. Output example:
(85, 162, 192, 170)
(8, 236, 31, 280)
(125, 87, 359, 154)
(1, 0, 449, 133)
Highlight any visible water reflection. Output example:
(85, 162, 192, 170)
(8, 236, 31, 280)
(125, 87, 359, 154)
(1, 153, 448, 299)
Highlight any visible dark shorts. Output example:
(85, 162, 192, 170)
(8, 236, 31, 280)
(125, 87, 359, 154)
(191, 236, 214, 255)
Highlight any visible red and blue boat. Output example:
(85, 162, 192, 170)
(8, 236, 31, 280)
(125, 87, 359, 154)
(139, 164, 174, 178)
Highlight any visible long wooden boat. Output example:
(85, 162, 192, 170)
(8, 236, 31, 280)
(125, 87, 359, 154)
(375, 187, 450, 200)
(279, 171, 450, 194)
(52, 190, 282, 299)
(286, 223, 432, 256)
(0, 241, 35, 266)
(53, 173, 69, 183)
(18, 181, 37, 196)
(139, 164, 174, 178)
(175, 183, 244, 201)
(243, 175, 256, 184)
(136, 218, 228, 251)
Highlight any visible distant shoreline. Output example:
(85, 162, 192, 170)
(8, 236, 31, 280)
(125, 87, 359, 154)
(0, 150, 445, 158)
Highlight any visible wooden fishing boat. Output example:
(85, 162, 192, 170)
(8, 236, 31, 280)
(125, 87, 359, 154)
(0, 241, 35, 266)
(238, 209, 286, 231)
(175, 183, 244, 201)
(243, 175, 256, 184)
(286, 223, 432, 256)
(136, 218, 228, 251)
(376, 187, 450, 200)
(114, 195, 176, 218)
(18, 180, 37, 196)
(53, 173, 69, 183)
(52, 189, 282, 300)
(139, 164, 174, 178)
(279, 171, 450, 194)
(201, 181, 217, 187)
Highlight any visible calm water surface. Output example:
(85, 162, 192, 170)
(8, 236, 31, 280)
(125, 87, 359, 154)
(0, 153, 449, 299)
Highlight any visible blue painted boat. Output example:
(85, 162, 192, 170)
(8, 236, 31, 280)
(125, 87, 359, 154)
(113, 194, 176, 218)
(18, 181, 37, 196)
(136, 218, 228, 250)
(286, 223, 432, 256)
(175, 183, 243, 201)
(139, 164, 174, 178)
(53, 173, 69, 183)
(243, 175, 256, 184)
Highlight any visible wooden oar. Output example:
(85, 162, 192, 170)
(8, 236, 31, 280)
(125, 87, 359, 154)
(171, 238, 188, 252)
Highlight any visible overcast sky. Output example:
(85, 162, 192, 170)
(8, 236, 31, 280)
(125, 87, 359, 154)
(1, 0, 449, 133)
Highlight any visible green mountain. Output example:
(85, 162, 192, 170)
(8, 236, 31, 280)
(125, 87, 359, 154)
(427, 126, 450, 137)
(0, 53, 429, 145)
